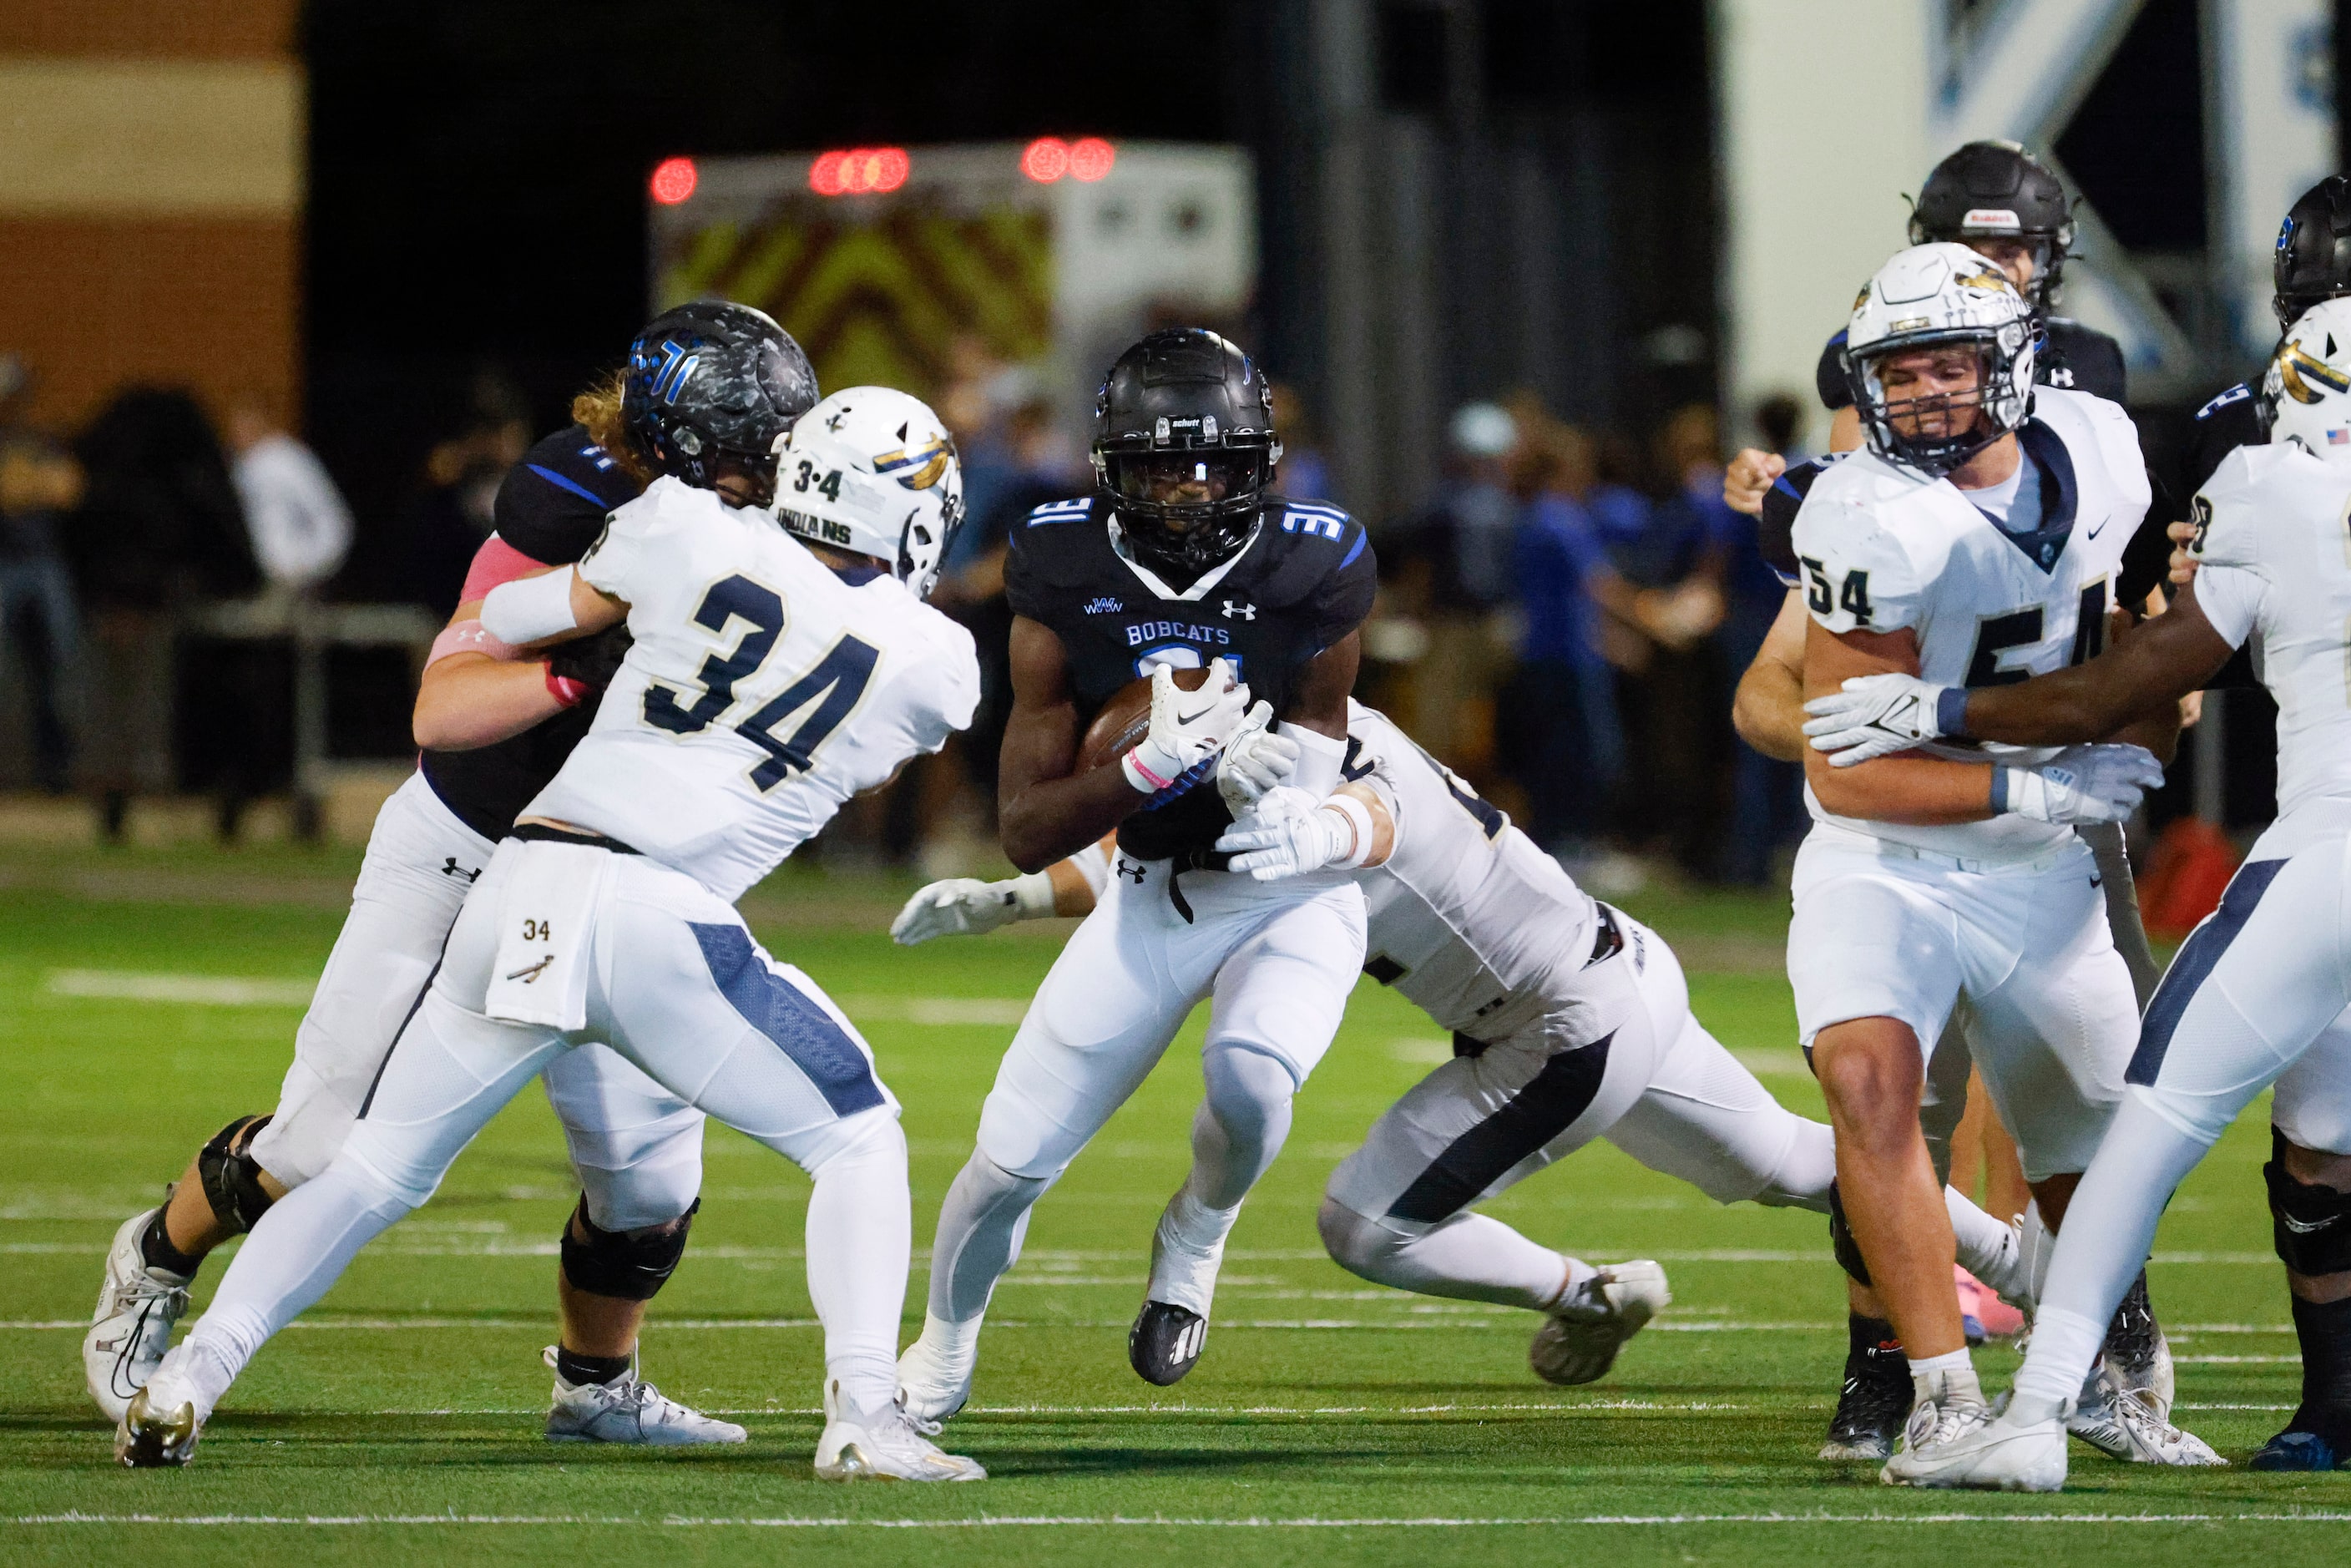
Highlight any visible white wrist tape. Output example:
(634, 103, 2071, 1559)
(480, 568, 581, 645)
(1005, 870, 1058, 920)
(1280, 721, 1347, 798)
(1322, 793, 1376, 869)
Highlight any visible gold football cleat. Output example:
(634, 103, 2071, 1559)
(115, 1383, 201, 1468)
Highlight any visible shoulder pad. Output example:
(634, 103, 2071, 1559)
(1255, 501, 1371, 599)
(2196, 382, 2255, 422)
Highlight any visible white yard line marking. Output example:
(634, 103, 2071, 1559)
(18, 1512, 2351, 1529)
(40, 971, 1034, 1024)
(44, 969, 316, 1007)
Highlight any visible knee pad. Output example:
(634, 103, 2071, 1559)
(1827, 1182, 1872, 1287)
(560, 1196, 699, 1302)
(1202, 1041, 1299, 1134)
(1317, 1196, 1403, 1282)
(198, 1115, 278, 1234)
(2266, 1134, 2351, 1277)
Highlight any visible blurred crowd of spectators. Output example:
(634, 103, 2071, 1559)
(0, 351, 353, 833)
(1, 333, 1804, 887)
(1370, 392, 1812, 889)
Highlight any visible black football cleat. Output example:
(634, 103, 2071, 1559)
(2251, 1425, 2345, 1471)
(1820, 1323, 1911, 1461)
(1129, 1300, 1207, 1386)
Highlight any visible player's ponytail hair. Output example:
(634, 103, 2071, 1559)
(569, 371, 656, 485)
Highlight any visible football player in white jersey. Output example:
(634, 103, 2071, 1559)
(896, 701, 2039, 1394)
(1779, 243, 2218, 1470)
(1807, 299, 2351, 1486)
(117, 389, 988, 1484)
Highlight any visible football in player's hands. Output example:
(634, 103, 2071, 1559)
(1081, 660, 1251, 798)
(1077, 665, 1216, 773)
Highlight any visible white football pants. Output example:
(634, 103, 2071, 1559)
(179, 841, 913, 1418)
(1788, 825, 2140, 1181)
(245, 771, 705, 1231)
(2013, 828, 2351, 1411)
(928, 853, 1365, 1324)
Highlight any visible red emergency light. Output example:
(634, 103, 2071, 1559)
(1022, 137, 1116, 184)
(809, 147, 910, 196)
(649, 156, 698, 205)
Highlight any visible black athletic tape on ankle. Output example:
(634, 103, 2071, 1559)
(555, 1348, 633, 1386)
(139, 1207, 203, 1277)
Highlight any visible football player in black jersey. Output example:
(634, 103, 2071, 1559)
(84, 303, 817, 1449)
(895, 329, 1381, 1416)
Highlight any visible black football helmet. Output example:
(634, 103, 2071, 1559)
(1092, 327, 1281, 580)
(1908, 141, 2076, 310)
(2274, 175, 2351, 330)
(623, 301, 819, 497)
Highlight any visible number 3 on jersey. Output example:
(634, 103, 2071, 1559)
(645, 573, 877, 789)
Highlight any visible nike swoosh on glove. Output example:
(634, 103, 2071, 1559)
(1216, 701, 1299, 816)
(1123, 658, 1250, 801)
(1802, 672, 1954, 766)
(1998, 744, 2166, 826)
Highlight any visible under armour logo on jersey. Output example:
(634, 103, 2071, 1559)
(1084, 595, 1124, 615)
(440, 857, 482, 883)
(1221, 599, 1256, 620)
(1115, 857, 1146, 884)
(2047, 367, 2075, 386)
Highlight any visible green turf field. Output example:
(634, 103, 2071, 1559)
(3, 837, 2345, 1566)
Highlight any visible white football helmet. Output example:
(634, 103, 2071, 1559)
(2264, 297, 2351, 465)
(1843, 241, 2037, 478)
(775, 387, 963, 599)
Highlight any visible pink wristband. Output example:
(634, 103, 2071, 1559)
(544, 665, 589, 708)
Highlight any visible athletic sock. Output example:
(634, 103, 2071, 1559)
(1907, 1345, 1980, 1408)
(2288, 1293, 2351, 1446)
(803, 1116, 913, 1419)
(139, 1208, 201, 1280)
(1849, 1312, 1902, 1363)
(554, 1348, 631, 1387)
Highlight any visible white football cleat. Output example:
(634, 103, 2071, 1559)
(1883, 1397, 2068, 1492)
(540, 1347, 745, 1445)
(2067, 1369, 2223, 1467)
(814, 1377, 985, 1482)
(1529, 1261, 1670, 1386)
(896, 1315, 978, 1424)
(114, 1345, 210, 1469)
(84, 1206, 191, 1421)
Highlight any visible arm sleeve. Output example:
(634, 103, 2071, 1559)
(1788, 499, 1924, 635)
(458, 534, 554, 604)
(2190, 563, 2266, 650)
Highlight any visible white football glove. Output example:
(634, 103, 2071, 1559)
(1122, 658, 1250, 800)
(889, 873, 1054, 946)
(1802, 672, 1957, 766)
(1998, 744, 2166, 827)
(1214, 785, 1372, 882)
(1216, 700, 1299, 815)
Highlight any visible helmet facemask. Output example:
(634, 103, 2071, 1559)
(1097, 443, 1274, 580)
(1850, 324, 2035, 479)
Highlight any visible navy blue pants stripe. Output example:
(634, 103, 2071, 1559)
(1388, 1035, 1614, 1224)
(2128, 857, 2289, 1087)
(690, 923, 887, 1117)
